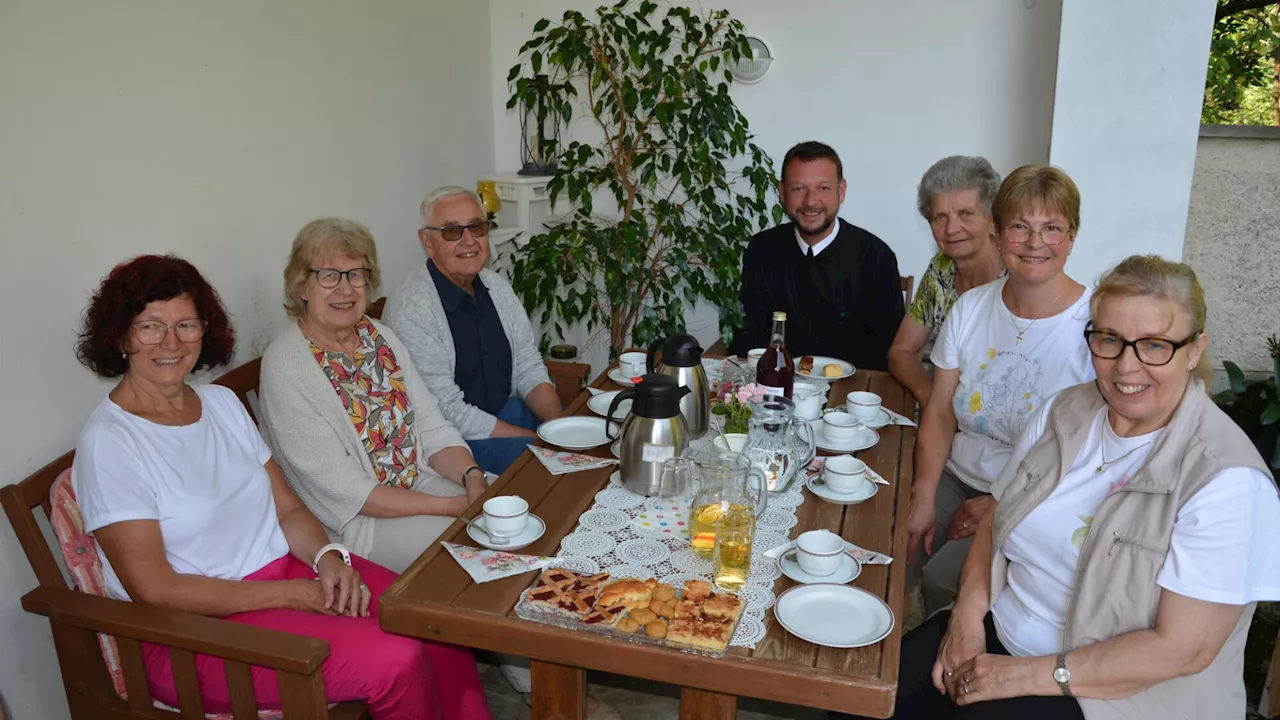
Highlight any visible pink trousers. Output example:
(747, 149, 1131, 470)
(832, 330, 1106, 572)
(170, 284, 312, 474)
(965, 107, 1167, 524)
(142, 555, 491, 720)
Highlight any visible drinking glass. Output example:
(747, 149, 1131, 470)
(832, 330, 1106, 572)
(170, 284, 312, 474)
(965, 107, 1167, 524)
(658, 456, 701, 503)
(712, 507, 755, 591)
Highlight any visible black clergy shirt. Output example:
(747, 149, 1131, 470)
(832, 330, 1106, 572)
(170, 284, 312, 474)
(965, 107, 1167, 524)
(428, 259, 513, 415)
(728, 218, 905, 372)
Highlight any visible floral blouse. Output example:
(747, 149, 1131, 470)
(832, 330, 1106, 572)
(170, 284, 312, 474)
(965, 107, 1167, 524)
(309, 319, 420, 489)
(907, 252, 1007, 347)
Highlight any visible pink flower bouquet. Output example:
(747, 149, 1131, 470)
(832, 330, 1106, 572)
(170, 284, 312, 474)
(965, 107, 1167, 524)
(711, 381, 769, 434)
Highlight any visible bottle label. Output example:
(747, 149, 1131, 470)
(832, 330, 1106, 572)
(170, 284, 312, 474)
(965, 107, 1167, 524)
(760, 384, 785, 397)
(641, 443, 676, 463)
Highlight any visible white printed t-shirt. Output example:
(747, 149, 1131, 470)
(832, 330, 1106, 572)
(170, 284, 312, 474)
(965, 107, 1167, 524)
(72, 385, 289, 600)
(930, 277, 1095, 493)
(990, 398, 1280, 657)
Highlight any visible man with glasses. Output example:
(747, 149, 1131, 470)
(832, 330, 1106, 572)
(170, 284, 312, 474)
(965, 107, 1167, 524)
(383, 186, 564, 477)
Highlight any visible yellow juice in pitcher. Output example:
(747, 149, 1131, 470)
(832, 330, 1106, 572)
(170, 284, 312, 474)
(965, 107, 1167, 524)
(690, 503, 754, 557)
(713, 528, 753, 591)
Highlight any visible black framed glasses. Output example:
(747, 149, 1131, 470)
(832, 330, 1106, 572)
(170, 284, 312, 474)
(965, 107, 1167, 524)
(422, 221, 492, 242)
(311, 267, 371, 289)
(132, 318, 207, 345)
(1083, 326, 1201, 367)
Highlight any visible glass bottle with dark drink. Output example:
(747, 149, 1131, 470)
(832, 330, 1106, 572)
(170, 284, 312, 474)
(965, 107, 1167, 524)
(756, 311, 795, 398)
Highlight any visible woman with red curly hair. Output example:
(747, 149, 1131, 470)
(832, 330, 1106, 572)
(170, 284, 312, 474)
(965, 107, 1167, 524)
(71, 254, 491, 720)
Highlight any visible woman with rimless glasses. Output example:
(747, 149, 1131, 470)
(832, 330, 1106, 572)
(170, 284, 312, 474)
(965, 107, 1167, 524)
(906, 165, 1097, 618)
(849, 255, 1280, 720)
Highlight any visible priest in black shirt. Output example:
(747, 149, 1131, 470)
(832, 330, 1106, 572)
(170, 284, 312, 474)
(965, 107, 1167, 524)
(729, 141, 904, 371)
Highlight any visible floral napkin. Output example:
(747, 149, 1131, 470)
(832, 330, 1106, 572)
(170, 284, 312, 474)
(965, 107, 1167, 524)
(804, 457, 890, 486)
(527, 445, 619, 475)
(443, 542, 558, 583)
(763, 538, 893, 566)
(884, 408, 917, 427)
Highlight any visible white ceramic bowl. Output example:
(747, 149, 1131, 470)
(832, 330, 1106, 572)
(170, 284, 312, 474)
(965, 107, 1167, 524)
(845, 391, 882, 424)
(796, 529, 845, 577)
(712, 432, 748, 453)
(482, 495, 530, 538)
(824, 454, 869, 494)
(823, 411, 860, 442)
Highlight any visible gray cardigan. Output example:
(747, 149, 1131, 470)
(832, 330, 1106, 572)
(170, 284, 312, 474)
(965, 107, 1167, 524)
(383, 263, 551, 440)
(258, 319, 468, 557)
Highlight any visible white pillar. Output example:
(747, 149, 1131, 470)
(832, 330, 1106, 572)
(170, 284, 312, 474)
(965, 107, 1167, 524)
(1048, 0, 1218, 286)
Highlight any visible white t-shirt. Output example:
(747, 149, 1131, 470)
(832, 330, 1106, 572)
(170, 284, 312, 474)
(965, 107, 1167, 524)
(930, 277, 1095, 492)
(991, 399, 1280, 657)
(72, 385, 289, 600)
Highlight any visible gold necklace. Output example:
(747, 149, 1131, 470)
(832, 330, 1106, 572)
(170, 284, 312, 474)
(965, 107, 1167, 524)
(1094, 430, 1154, 473)
(1006, 286, 1064, 343)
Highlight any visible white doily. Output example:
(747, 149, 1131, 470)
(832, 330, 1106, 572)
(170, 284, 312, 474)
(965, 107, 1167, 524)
(768, 489, 805, 509)
(606, 564, 658, 580)
(559, 531, 617, 557)
(736, 584, 775, 614)
(659, 572, 709, 587)
(669, 547, 714, 575)
(753, 530, 790, 553)
(757, 506, 799, 532)
(578, 508, 630, 533)
(552, 555, 602, 575)
(730, 613, 767, 647)
(748, 555, 783, 584)
(614, 539, 671, 566)
(595, 487, 646, 510)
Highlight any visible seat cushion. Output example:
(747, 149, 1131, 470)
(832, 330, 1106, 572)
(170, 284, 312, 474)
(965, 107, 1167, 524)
(49, 470, 286, 719)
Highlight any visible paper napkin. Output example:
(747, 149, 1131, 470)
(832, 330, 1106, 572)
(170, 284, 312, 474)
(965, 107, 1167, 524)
(443, 542, 557, 583)
(763, 539, 893, 566)
(527, 445, 618, 475)
(885, 408, 917, 427)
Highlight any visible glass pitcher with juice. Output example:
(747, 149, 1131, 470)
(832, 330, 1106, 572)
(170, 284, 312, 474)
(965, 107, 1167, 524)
(686, 448, 769, 558)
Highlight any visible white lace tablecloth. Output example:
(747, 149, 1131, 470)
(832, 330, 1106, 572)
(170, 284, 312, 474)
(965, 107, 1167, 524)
(553, 435, 803, 649)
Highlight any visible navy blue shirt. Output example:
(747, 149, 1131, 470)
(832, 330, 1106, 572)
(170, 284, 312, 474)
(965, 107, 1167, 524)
(427, 260, 513, 415)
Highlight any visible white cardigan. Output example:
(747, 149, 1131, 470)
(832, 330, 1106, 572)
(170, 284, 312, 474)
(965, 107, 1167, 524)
(382, 263, 552, 440)
(258, 319, 467, 557)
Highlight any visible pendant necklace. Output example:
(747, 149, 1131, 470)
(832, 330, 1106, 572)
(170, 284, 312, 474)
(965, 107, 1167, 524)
(1007, 286, 1064, 344)
(1095, 430, 1154, 473)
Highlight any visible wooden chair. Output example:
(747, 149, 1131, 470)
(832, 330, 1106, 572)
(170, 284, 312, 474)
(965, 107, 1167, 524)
(365, 296, 590, 407)
(900, 275, 915, 306)
(0, 452, 369, 720)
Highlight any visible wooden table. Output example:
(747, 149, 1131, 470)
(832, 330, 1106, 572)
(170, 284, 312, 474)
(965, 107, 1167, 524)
(380, 360, 916, 719)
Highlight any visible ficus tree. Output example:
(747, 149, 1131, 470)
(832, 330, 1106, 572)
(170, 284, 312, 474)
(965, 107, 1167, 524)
(503, 0, 781, 358)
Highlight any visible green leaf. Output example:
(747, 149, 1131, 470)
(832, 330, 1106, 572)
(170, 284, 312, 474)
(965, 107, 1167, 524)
(1263, 401, 1280, 426)
(1225, 360, 1246, 393)
(534, 17, 551, 33)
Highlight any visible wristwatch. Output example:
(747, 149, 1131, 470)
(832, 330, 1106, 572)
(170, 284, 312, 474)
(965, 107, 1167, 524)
(462, 465, 485, 488)
(1054, 651, 1073, 697)
(313, 543, 351, 573)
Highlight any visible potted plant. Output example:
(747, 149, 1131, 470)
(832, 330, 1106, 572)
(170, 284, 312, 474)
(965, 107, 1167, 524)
(1212, 334, 1280, 472)
(503, 1, 781, 358)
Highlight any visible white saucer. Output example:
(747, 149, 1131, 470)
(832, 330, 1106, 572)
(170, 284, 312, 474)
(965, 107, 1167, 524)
(806, 475, 877, 505)
(588, 390, 632, 419)
(813, 424, 879, 453)
(778, 549, 862, 585)
(793, 355, 856, 382)
(774, 583, 895, 648)
(467, 514, 546, 551)
(607, 367, 638, 386)
(852, 408, 891, 430)
(536, 416, 620, 450)
(610, 440, 621, 459)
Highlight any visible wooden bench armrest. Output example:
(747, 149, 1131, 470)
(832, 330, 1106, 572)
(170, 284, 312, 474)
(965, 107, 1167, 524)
(22, 586, 330, 674)
(545, 360, 591, 407)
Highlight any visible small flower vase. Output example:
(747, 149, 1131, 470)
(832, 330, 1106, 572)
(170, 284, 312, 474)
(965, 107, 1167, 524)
(724, 417, 749, 435)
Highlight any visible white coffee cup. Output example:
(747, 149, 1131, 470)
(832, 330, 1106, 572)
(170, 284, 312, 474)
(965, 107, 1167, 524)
(823, 455, 869, 494)
(712, 432, 748, 453)
(822, 411, 861, 442)
(845, 391, 882, 424)
(795, 529, 845, 577)
(618, 351, 647, 379)
(746, 348, 766, 364)
(482, 495, 529, 538)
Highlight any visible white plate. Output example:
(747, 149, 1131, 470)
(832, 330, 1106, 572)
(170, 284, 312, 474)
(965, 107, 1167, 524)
(467, 514, 546, 551)
(774, 583, 895, 648)
(794, 355, 856, 382)
(813, 424, 880, 453)
(536, 417, 620, 450)
(778, 549, 862, 585)
(588, 390, 632, 420)
(806, 475, 877, 505)
(607, 367, 638, 386)
(610, 440, 622, 459)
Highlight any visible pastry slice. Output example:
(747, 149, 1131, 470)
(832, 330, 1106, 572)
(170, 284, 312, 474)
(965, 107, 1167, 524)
(701, 592, 743, 621)
(798, 355, 815, 374)
(581, 603, 627, 627)
(667, 615, 734, 652)
(822, 363, 842, 378)
(682, 579, 713, 604)
(597, 579, 655, 610)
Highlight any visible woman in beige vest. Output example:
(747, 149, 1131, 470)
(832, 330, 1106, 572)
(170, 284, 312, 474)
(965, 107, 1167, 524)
(846, 256, 1280, 719)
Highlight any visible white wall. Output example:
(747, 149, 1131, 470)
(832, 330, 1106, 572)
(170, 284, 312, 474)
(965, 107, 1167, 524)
(1048, 0, 1218, 288)
(0, 1, 494, 717)
(489, 0, 1062, 361)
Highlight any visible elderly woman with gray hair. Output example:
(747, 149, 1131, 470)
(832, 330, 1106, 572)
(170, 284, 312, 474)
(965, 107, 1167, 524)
(259, 217, 489, 575)
(383, 186, 564, 477)
(889, 156, 1007, 410)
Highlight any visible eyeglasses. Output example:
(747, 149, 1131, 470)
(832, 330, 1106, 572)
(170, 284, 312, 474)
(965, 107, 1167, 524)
(1004, 221, 1071, 246)
(422, 221, 492, 242)
(311, 267, 371, 289)
(1083, 326, 1201, 367)
(132, 319, 207, 345)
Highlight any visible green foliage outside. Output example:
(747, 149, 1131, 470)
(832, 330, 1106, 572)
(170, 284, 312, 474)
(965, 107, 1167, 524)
(1203, 1, 1280, 125)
